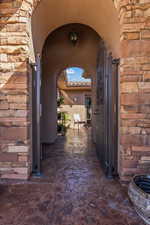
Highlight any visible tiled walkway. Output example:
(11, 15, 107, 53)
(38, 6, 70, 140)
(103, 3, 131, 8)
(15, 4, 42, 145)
(0, 129, 144, 225)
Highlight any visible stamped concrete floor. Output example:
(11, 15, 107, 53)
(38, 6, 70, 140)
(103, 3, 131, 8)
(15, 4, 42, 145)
(0, 128, 145, 225)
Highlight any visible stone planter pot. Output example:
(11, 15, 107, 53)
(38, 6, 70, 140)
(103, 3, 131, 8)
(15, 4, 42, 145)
(128, 175, 150, 224)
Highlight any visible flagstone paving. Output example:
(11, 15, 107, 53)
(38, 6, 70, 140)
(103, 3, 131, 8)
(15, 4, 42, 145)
(0, 129, 145, 225)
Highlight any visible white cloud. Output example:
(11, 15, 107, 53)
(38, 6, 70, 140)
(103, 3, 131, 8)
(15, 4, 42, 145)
(66, 68, 75, 74)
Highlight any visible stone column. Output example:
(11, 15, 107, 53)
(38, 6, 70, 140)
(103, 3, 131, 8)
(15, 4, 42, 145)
(0, 0, 37, 179)
(119, 0, 150, 181)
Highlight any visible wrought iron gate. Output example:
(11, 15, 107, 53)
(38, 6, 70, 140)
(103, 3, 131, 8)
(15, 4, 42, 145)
(95, 41, 119, 178)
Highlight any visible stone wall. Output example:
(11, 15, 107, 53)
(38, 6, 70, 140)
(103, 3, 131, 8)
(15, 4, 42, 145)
(119, 0, 150, 181)
(0, 0, 37, 179)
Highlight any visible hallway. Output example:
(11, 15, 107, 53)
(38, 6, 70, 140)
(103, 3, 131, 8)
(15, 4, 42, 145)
(0, 129, 144, 225)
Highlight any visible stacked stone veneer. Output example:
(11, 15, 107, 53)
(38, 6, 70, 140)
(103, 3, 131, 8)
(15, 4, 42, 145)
(0, 0, 38, 179)
(0, 0, 150, 180)
(119, 0, 150, 181)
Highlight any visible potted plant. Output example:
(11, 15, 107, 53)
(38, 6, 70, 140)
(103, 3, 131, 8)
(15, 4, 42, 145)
(128, 175, 150, 224)
(57, 95, 70, 135)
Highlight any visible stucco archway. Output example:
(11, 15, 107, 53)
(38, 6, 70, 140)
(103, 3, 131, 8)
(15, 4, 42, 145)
(31, 0, 120, 59)
(30, 22, 119, 178)
(29, 0, 120, 176)
(41, 23, 100, 144)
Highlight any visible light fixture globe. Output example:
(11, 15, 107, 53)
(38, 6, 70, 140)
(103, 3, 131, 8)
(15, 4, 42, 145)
(69, 31, 78, 46)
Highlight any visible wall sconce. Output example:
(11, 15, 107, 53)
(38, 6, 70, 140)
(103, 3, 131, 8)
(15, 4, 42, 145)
(69, 31, 79, 46)
(73, 97, 78, 102)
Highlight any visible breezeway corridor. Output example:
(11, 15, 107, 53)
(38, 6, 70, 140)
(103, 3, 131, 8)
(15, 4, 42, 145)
(0, 129, 144, 225)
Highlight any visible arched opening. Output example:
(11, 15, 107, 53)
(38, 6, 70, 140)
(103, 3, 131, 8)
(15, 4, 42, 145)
(40, 23, 100, 144)
(57, 67, 92, 131)
(29, 0, 121, 179)
(31, 0, 120, 59)
(32, 23, 119, 178)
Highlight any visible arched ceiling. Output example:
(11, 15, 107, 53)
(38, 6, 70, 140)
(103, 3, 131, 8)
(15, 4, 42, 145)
(42, 24, 100, 77)
(31, 0, 120, 57)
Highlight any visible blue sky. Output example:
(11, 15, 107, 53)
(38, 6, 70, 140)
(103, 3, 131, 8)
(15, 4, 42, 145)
(66, 67, 91, 82)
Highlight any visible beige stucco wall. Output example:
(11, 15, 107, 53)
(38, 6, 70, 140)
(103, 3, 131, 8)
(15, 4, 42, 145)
(31, 0, 120, 58)
(63, 90, 91, 105)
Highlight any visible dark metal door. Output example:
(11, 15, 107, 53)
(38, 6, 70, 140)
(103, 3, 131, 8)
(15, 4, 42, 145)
(111, 59, 119, 176)
(104, 53, 113, 178)
(95, 41, 106, 164)
(32, 55, 41, 175)
(95, 41, 108, 172)
(96, 41, 119, 178)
